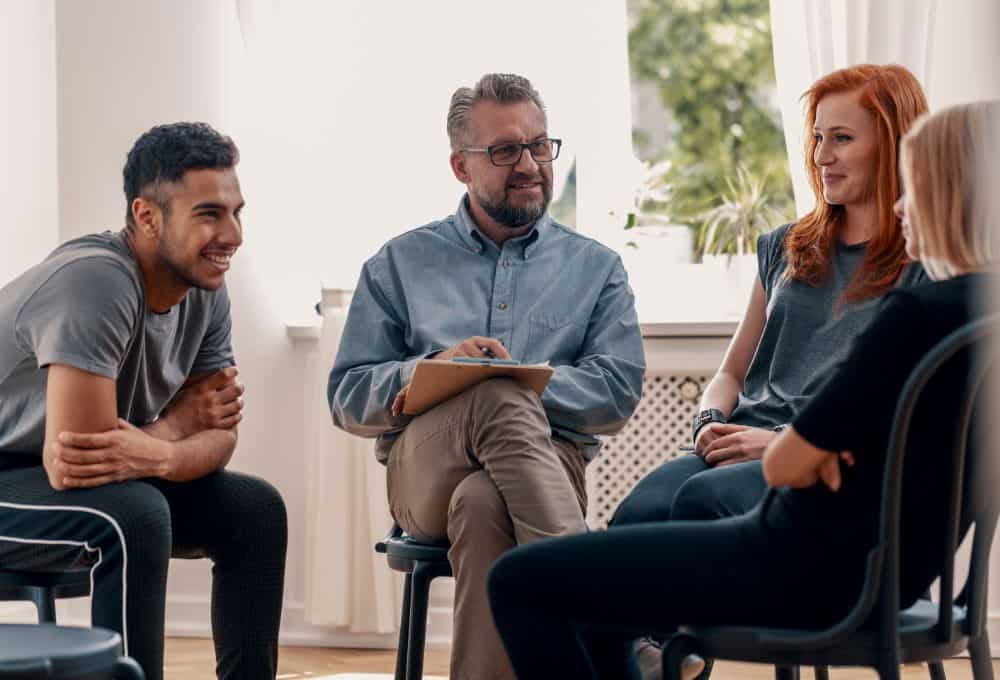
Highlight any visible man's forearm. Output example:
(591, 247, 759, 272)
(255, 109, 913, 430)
(543, 357, 644, 435)
(142, 418, 183, 442)
(162, 429, 237, 481)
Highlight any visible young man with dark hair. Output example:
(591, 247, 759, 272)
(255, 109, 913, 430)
(0, 122, 287, 680)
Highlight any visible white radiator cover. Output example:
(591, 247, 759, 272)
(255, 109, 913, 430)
(586, 373, 711, 528)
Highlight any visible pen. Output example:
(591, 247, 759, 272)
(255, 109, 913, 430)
(480, 346, 496, 359)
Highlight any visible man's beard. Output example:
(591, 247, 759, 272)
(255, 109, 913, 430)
(474, 180, 552, 229)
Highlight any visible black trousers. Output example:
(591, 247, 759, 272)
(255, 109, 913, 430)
(610, 455, 768, 526)
(488, 500, 864, 680)
(0, 460, 287, 680)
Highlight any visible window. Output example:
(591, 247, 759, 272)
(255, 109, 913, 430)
(618, 0, 794, 320)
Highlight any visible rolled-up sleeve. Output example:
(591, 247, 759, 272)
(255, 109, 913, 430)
(327, 259, 434, 438)
(541, 257, 645, 435)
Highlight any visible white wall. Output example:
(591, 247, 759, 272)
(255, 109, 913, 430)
(0, 0, 58, 284)
(50, 0, 327, 641)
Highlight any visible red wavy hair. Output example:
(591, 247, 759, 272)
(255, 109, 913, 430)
(784, 64, 928, 302)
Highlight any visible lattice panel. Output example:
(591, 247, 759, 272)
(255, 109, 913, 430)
(586, 373, 711, 529)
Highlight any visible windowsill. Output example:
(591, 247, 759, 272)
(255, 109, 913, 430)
(286, 318, 739, 341)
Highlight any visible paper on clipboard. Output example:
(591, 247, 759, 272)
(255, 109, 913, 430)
(402, 359, 554, 416)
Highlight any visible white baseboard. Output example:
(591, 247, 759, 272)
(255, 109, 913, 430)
(2, 600, 997, 657)
(0, 593, 456, 651)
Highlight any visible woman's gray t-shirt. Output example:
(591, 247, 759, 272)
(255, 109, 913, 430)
(727, 223, 926, 429)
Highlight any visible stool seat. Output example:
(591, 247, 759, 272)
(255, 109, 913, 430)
(0, 623, 143, 679)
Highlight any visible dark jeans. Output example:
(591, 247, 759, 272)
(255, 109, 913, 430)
(0, 461, 287, 680)
(610, 455, 768, 526)
(488, 501, 863, 680)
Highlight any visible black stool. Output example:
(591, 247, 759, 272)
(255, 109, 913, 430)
(0, 623, 143, 679)
(0, 569, 91, 623)
(375, 522, 452, 680)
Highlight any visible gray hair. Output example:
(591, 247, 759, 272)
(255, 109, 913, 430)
(447, 73, 547, 150)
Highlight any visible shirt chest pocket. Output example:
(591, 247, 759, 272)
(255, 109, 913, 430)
(524, 312, 587, 365)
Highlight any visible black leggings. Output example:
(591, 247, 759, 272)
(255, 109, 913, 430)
(488, 501, 864, 680)
(0, 461, 287, 680)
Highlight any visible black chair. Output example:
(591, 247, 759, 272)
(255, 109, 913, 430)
(375, 522, 452, 680)
(0, 623, 144, 679)
(663, 317, 1000, 680)
(0, 569, 91, 623)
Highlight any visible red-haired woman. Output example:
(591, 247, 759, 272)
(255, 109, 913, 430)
(611, 64, 929, 530)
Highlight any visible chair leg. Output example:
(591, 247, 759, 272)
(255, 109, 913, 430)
(405, 562, 434, 680)
(814, 666, 830, 680)
(775, 666, 800, 680)
(31, 587, 57, 623)
(874, 654, 901, 680)
(394, 573, 413, 680)
(969, 634, 994, 680)
(928, 660, 947, 680)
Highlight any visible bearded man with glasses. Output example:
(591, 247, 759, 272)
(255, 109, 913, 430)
(328, 72, 645, 680)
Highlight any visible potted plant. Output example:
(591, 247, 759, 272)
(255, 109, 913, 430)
(697, 165, 783, 259)
(697, 166, 786, 312)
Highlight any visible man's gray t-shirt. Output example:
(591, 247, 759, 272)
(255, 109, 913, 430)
(0, 231, 235, 456)
(728, 222, 926, 429)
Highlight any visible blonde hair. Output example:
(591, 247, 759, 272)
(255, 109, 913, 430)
(901, 100, 1000, 279)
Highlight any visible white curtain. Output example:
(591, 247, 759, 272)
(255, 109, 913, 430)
(769, 0, 937, 216)
(302, 289, 401, 633)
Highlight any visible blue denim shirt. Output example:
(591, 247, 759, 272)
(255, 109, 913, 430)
(327, 196, 646, 462)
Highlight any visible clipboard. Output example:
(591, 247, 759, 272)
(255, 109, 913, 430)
(402, 358, 554, 416)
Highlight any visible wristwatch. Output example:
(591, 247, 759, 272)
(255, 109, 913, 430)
(691, 409, 726, 445)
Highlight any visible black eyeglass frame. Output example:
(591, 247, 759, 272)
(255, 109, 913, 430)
(460, 138, 562, 167)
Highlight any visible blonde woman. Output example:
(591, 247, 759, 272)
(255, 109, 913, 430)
(488, 100, 999, 680)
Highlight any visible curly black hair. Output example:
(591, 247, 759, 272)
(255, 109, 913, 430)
(123, 122, 239, 228)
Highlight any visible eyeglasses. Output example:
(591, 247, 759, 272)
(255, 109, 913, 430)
(460, 138, 562, 167)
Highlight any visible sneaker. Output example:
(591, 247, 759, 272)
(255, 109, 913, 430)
(636, 637, 664, 680)
(680, 653, 707, 680)
(635, 637, 707, 680)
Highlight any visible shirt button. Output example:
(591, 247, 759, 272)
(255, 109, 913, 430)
(498, 302, 508, 310)
(502, 259, 510, 267)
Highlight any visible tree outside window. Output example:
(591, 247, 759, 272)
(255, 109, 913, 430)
(628, 0, 794, 258)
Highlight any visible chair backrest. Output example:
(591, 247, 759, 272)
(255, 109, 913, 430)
(871, 316, 1000, 649)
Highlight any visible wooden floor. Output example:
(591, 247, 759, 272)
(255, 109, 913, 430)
(164, 637, 998, 679)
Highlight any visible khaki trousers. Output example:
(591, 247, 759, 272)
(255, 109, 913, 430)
(387, 377, 588, 680)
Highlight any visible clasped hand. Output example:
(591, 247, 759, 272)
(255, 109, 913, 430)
(696, 423, 776, 466)
(51, 367, 244, 489)
(391, 337, 511, 416)
(51, 419, 171, 489)
(697, 422, 855, 491)
(159, 367, 244, 439)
